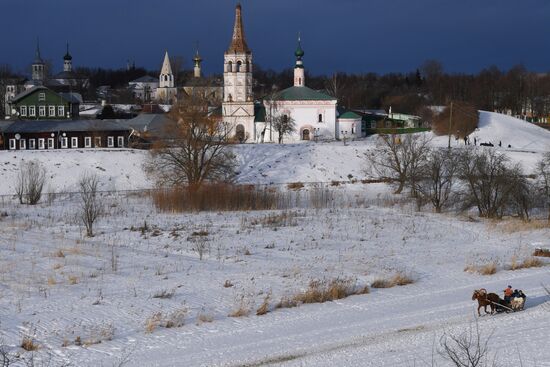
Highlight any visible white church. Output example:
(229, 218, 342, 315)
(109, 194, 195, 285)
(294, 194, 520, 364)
(222, 4, 361, 143)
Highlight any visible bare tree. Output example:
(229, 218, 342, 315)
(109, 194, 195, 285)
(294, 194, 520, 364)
(366, 134, 431, 194)
(146, 94, 236, 190)
(79, 173, 102, 237)
(458, 149, 523, 219)
(15, 160, 47, 205)
(438, 320, 497, 367)
(415, 148, 459, 213)
(536, 152, 550, 222)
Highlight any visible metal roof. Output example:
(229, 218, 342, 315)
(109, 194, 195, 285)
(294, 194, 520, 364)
(3, 120, 131, 134)
(130, 75, 158, 83)
(268, 86, 336, 102)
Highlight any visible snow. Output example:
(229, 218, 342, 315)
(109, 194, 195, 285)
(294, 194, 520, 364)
(0, 111, 549, 366)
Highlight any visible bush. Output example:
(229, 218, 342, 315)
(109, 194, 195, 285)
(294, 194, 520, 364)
(534, 248, 550, 257)
(15, 160, 46, 205)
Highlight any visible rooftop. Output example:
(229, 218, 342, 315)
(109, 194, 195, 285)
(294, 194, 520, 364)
(267, 86, 336, 102)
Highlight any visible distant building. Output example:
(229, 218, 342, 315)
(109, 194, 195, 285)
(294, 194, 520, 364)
(156, 51, 177, 104)
(8, 86, 81, 120)
(128, 75, 159, 102)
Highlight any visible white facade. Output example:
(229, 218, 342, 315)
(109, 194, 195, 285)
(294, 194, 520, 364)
(262, 100, 338, 143)
(222, 4, 255, 142)
(157, 51, 177, 103)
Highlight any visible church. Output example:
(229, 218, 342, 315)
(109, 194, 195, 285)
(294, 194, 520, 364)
(222, 4, 361, 143)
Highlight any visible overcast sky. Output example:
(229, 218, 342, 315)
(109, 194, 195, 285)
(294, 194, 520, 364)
(2, 0, 549, 76)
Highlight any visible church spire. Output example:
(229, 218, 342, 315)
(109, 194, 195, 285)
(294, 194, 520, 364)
(294, 34, 305, 87)
(226, 3, 250, 54)
(34, 38, 44, 64)
(194, 44, 202, 78)
(160, 50, 173, 75)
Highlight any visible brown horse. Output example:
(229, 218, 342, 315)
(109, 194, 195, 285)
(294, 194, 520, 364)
(472, 289, 501, 316)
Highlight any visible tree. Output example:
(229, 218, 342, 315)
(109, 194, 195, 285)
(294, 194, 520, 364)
(146, 94, 236, 190)
(15, 160, 46, 205)
(536, 152, 550, 222)
(458, 149, 524, 219)
(272, 113, 296, 144)
(415, 148, 459, 213)
(366, 134, 431, 194)
(79, 173, 102, 237)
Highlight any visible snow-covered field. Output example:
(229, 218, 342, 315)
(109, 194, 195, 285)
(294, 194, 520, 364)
(0, 111, 549, 366)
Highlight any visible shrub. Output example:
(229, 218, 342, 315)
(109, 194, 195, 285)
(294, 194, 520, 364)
(291, 278, 360, 305)
(15, 160, 47, 205)
(197, 312, 214, 324)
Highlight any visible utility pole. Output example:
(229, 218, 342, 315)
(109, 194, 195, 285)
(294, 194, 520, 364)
(447, 101, 453, 149)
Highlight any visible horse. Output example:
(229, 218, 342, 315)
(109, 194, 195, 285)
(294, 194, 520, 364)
(472, 289, 502, 316)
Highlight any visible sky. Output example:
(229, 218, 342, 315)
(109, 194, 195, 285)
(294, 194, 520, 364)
(2, 0, 549, 77)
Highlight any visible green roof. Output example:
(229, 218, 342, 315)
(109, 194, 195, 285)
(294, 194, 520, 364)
(269, 86, 335, 102)
(254, 104, 266, 122)
(339, 110, 362, 119)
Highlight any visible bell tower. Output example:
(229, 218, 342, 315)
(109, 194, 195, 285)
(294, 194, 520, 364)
(223, 3, 255, 141)
(294, 36, 305, 87)
(32, 38, 45, 82)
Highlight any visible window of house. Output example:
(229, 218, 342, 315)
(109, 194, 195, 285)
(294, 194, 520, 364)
(58, 106, 65, 117)
(107, 136, 114, 147)
(94, 137, 101, 147)
(47, 138, 54, 149)
(29, 106, 36, 117)
(370, 122, 376, 129)
(39, 106, 46, 117)
(20, 106, 27, 117)
(29, 139, 36, 149)
(71, 137, 78, 148)
(38, 93, 46, 101)
(38, 138, 45, 150)
(318, 114, 323, 123)
(117, 136, 124, 147)
(61, 137, 68, 149)
(19, 139, 26, 150)
(9, 139, 16, 150)
(351, 126, 355, 135)
(48, 106, 56, 117)
(84, 137, 92, 148)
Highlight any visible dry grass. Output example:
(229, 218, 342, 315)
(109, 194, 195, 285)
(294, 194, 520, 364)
(511, 257, 544, 270)
(287, 182, 304, 190)
(54, 249, 65, 258)
(21, 336, 39, 351)
(229, 306, 250, 318)
(47, 275, 57, 286)
(491, 219, 550, 233)
(465, 262, 498, 275)
(152, 184, 282, 212)
(144, 312, 162, 334)
(371, 273, 415, 288)
(152, 288, 175, 299)
(534, 248, 550, 258)
(197, 312, 214, 324)
(223, 280, 234, 288)
(256, 294, 271, 316)
(52, 263, 62, 270)
(250, 211, 299, 228)
(68, 275, 79, 285)
(284, 278, 367, 307)
(164, 308, 187, 328)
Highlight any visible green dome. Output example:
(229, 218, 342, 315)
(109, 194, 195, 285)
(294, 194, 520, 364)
(295, 43, 304, 58)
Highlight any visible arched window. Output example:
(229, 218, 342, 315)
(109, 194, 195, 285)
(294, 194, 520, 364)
(318, 114, 323, 122)
(236, 61, 242, 72)
(227, 61, 233, 73)
(236, 124, 245, 143)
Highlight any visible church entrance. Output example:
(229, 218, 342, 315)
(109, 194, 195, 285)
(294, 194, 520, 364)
(236, 124, 245, 143)
(302, 129, 310, 141)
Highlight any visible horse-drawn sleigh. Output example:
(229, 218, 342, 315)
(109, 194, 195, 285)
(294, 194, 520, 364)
(472, 288, 526, 316)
